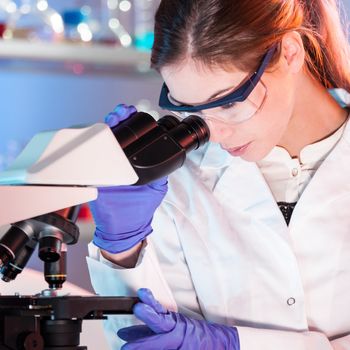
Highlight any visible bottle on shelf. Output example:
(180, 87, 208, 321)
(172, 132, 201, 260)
(133, 0, 155, 51)
(62, 7, 92, 43)
(0, 0, 16, 38)
(3, 0, 64, 42)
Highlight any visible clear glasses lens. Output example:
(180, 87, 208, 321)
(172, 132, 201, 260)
(170, 80, 267, 125)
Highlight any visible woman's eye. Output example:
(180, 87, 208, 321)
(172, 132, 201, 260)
(221, 102, 236, 110)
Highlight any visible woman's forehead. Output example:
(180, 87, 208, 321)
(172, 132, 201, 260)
(160, 60, 248, 105)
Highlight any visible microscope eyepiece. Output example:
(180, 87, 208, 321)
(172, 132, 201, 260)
(163, 114, 209, 152)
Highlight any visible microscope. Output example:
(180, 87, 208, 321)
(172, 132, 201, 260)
(0, 111, 210, 349)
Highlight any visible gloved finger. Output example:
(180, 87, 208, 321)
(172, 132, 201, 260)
(121, 332, 181, 350)
(105, 104, 137, 127)
(117, 325, 155, 342)
(133, 302, 176, 333)
(137, 288, 168, 314)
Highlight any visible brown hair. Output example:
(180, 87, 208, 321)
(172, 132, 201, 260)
(151, 0, 350, 90)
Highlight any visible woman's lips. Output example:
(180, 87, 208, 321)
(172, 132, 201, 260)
(225, 142, 252, 156)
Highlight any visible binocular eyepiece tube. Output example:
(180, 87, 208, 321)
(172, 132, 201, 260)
(111, 112, 210, 185)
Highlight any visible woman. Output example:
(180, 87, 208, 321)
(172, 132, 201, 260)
(87, 0, 350, 349)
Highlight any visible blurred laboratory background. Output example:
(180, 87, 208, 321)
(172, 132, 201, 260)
(0, 0, 162, 172)
(0, 0, 162, 293)
(0, 0, 349, 293)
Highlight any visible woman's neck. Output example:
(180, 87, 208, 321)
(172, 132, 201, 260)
(278, 70, 348, 158)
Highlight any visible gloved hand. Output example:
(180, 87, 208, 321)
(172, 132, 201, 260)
(118, 288, 240, 350)
(89, 104, 168, 254)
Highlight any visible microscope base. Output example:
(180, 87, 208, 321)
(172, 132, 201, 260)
(0, 295, 138, 350)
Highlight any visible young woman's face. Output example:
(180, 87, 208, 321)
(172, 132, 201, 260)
(161, 58, 297, 162)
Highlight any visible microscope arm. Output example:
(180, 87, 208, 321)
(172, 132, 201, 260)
(0, 123, 139, 226)
(0, 186, 97, 227)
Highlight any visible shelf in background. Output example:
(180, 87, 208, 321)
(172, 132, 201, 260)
(0, 39, 154, 75)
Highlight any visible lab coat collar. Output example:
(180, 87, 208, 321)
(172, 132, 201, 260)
(199, 140, 288, 233)
(289, 117, 350, 228)
(213, 154, 288, 232)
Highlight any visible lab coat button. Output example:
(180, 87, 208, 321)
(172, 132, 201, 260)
(287, 297, 296, 306)
(291, 168, 299, 177)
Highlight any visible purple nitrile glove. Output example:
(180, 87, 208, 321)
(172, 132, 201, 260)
(89, 104, 168, 254)
(117, 288, 240, 350)
(104, 104, 137, 128)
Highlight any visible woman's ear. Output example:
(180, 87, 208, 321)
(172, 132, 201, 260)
(279, 31, 305, 74)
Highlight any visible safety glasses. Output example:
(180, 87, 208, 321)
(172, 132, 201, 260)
(158, 45, 277, 124)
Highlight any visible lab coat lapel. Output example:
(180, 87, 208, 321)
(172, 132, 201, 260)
(200, 143, 288, 235)
(169, 144, 245, 324)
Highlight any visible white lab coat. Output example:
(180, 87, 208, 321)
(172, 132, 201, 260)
(87, 91, 350, 350)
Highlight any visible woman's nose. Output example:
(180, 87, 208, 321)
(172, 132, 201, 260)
(206, 119, 234, 143)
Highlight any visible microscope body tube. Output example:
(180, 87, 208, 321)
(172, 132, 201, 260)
(111, 112, 210, 185)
